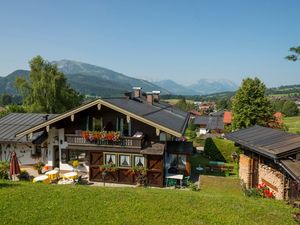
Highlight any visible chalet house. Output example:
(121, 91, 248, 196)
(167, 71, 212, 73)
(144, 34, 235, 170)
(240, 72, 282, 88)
(194, 111, 224, 134)
(0, 113, 57, 167)
(11, 87, 191, 187)
(226, 125, 300, 201)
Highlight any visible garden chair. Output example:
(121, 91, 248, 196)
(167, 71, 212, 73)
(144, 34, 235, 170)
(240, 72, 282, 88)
(167, 178, 177, 187)
(183, 176, 190, 186)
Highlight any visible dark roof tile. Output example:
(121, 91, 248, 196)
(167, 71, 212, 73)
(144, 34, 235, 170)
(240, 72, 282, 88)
(225, 125, 300, 159)
(0, 113, 58, 143)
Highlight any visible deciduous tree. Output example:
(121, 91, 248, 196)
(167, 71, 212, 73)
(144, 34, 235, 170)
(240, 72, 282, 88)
(15, 56, 83, 113)
(282, 100, 299, 117)
(286, 46, 300, 61)
(232, 77, 274, 129)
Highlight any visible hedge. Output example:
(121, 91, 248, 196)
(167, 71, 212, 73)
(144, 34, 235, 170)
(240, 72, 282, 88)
(204, 138, 240, 162)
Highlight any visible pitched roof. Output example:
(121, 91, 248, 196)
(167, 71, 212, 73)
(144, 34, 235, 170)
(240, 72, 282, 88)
(105, 98, 189, 135)
(225, 125, 300, 159)
(16, 98, 190, 138)
(194, 115, 224, 130)
(0, 113, 58, 143)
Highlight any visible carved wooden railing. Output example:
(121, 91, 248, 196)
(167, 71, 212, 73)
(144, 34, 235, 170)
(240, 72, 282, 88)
(65, 134, 144, 149)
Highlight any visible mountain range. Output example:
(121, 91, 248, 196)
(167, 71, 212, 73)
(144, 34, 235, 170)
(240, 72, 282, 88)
(0, 59, 238, 96)
(154, 79, 238, 95)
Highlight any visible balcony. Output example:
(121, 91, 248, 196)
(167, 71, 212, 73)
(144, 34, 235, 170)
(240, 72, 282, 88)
(65, 134, 145, 149)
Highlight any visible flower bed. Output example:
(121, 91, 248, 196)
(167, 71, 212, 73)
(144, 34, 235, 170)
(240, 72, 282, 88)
(81, 131, 120, 144)
(244, 182, 275, 199)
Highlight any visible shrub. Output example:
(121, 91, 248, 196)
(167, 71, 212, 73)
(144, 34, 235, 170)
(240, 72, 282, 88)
(0, 161, 9, 179)
(244, 183, 274, 199)
(188, 181, 200, 191)
(18, 170, 30, 181)
(33, 162, 45, 174)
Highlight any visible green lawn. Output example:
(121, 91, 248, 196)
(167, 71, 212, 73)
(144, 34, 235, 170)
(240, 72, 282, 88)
(284, 116, 300, 133)
(0, 178, 297, 225)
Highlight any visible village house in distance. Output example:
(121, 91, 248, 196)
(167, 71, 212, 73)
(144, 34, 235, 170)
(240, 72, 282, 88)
(0, 87, 192, 187)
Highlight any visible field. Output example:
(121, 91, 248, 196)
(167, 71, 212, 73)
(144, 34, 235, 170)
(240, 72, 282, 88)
(284, 116, 300, 133)
(0, 177, 297, 225)
(163, 99, 194, 105)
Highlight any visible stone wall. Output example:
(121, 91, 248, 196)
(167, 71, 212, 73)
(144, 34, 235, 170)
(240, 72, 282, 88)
(239, 154, 252, 188)
(258, 162, 285, 200)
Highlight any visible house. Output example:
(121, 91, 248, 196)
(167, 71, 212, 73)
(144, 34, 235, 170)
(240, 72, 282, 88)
(11, 87, 191, 187)
(226, 125, 300, 201)
(198, 102, 215, 115)
(189, 109, 202, 119)
(194, 111, 224, 134)
(0, 113, 57, 167)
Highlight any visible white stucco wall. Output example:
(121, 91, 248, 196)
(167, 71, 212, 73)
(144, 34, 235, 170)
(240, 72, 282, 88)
(57, 128, 89, 172)
(0, 143, 47, 166)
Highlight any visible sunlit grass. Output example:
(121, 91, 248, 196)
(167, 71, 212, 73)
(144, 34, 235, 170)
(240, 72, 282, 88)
(0, 176, 297, 225)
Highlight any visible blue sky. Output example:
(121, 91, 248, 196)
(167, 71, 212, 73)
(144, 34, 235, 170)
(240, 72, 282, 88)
(0, 0, 299, 87)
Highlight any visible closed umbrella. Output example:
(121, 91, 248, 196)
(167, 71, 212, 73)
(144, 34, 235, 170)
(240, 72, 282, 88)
(10, 151, 20, 180)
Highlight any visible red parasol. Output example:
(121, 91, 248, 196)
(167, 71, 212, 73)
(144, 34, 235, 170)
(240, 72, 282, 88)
(9, 151, 21, 177)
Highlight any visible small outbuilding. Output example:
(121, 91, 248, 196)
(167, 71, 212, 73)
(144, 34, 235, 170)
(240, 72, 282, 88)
(226, 125, 300, 201)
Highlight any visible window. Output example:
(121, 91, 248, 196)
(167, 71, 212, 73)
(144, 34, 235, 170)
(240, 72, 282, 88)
(134, 155, 145, 167)
(119, 154, 131, 167)
(167, 154, 186, 173)
(69, 150, 86, 162)
(93, 117, 103, 131)
(104, 153, 116, 165)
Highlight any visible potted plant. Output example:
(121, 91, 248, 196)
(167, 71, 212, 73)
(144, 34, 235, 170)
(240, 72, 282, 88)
(33, 162, 45, 174)
(68, 160, 79, 171)
(130, 166, 148, 187)
(99, 163, 118, 186)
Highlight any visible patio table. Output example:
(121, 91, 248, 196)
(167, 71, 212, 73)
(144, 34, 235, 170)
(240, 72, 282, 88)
(33, 175, 50, 184)
(63, 172, 78, 180)
(45, 170, 59, 181)
(166, 173, 184, 187)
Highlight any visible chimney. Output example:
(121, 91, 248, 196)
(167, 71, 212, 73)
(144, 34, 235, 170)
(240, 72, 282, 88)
(152, 91, 161, 102)
(124, 91, 132, 99)
(42, 115, 49, 121)
(133, 87, 142, 98)
(146, 92, 154, 104)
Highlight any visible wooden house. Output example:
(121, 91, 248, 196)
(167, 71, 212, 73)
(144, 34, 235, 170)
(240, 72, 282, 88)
(13, 88, 191, 187)
(226, 125, 300, 201)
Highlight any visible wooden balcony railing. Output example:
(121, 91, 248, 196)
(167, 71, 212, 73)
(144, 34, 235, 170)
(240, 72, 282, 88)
(65, 134, 144, 149)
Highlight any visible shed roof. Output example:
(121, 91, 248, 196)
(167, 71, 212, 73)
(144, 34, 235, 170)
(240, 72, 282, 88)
(225, 125, 300, 159)
(280, 159, 300, 182)
(166, 141, 193, 154)
(0, 113, 58, 143)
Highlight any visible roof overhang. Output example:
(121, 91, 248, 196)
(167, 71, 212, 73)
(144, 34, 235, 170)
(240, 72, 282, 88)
(16, 99, 184, 138)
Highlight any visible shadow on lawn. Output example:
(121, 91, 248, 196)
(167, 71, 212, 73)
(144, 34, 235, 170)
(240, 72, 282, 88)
(0, 182, 21, 189)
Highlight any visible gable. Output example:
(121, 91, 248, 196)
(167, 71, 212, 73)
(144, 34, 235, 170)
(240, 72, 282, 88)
(16, 98, 189, 138)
